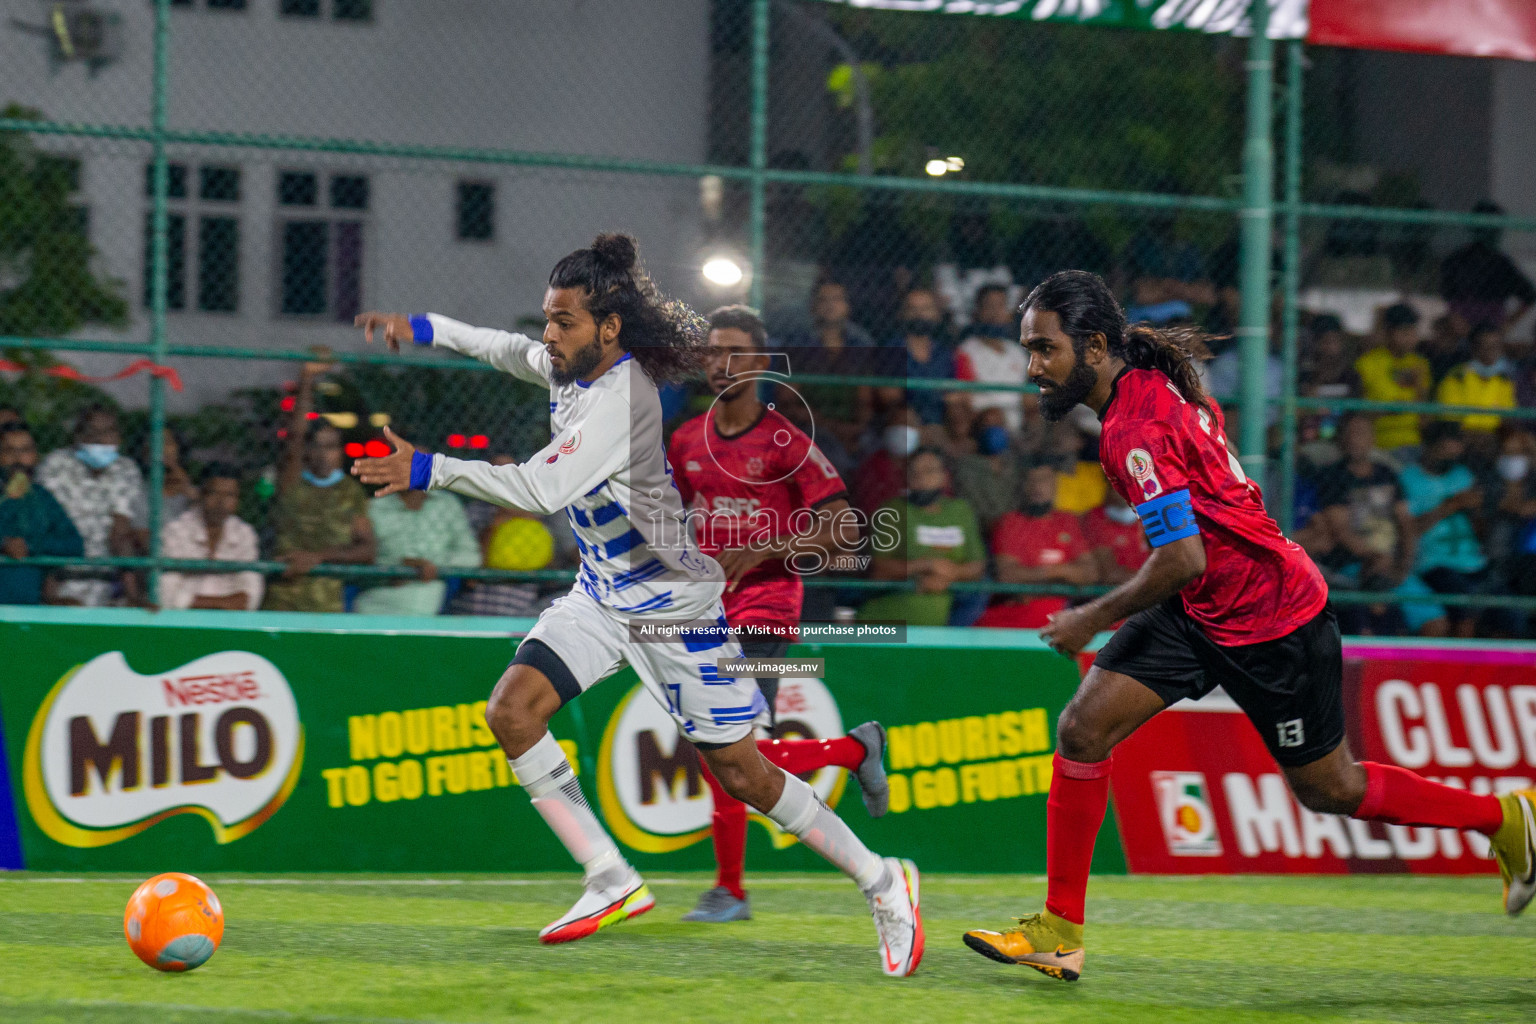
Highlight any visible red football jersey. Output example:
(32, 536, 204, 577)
(1098, 368, 1327, 646)
(668, 405, 848, 635)
(976, 510, 1089, 628)
(1082, 506, 1151, 574)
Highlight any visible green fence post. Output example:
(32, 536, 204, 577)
(1279, 39, 1303, 533)
(748, 0, 770, 310)
(145, 0, 172, 605)
(1238, 0, 1275, 480)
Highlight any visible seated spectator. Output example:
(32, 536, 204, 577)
(975, 459, 1095, 629)
(35, 404, 146, 606)
(1299, 315, 1360, 399)
(1437, 323, 1517, 463)
(126, 426, 200, 561)
(861, 448, 984, 626)
(354, 483, 480, 616)
(263, 362, 376, 612)
(1399, 422, 1486, 637)
(1487, 428, 1536, 635)
(159, 463, 263, 611)
(1423, 312, 1470, 386)
(892, 288, 964, 436)
(953, 284, 1026, 432)
(951, 408, 1019, 536)
(1356, 303, 1431, 459)
(0, 406, 21, 430)
(1083, 491, 1149, 585)
(779, 280, 880, 456)
(1439, 201, 1536, 331)
(1302, 414, 1445, 637)
(0, 422, 83, 605)
(793, 279, 877, 351)
(1048, 421, 1108, 515)
(852, 404, 918, 517)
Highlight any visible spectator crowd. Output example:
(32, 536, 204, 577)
(3, 206, 1535, 636)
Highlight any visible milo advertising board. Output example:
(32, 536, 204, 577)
(0, 609, 1109, 875)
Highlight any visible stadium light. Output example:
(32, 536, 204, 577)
(702, 255, 745, 288)
(925, 158, 948, 177)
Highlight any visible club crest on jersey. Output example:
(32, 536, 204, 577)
(1126, 448, 1162, 499)
(745, 456, 765, 478)
(545, 430, 582, 465)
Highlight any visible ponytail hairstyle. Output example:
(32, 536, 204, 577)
(1022, 269, 1214, 413)
(548, 233, 708, 385)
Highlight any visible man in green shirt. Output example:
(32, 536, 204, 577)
(862, 448, 985, 626)
(355, 489, 481, 616)
(0, 423, 83, 605)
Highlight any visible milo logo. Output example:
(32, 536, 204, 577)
(595, 677, 845, 853)
(23, 651, 304, 848)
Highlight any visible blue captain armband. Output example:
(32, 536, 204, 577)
(1136, 488, 1199, 547)
(409, 451, 435, 491)
(408, 314, 434, 345)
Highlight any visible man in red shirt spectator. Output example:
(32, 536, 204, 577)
(975, 460, 1097, 628)
(1083, 492, 1150, 584)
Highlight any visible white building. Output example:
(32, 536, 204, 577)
(3, 0, 712, 410)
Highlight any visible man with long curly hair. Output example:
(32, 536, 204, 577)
(351, 234, 923, 977)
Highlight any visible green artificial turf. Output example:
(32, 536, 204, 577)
(0, 872, 1531, 1023)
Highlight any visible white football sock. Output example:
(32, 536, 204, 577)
(511, 732, 627, 888)
(765, 769, 888, 894)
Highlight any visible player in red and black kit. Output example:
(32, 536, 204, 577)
(669, 305, 891, 923)
(962, 270, 1536, 982)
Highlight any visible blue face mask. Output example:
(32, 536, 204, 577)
(302, 468, 345, 488)
(976, 425, 1010, 456)
(75, 444, 119, 471)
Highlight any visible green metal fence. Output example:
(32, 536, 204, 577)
(2, 0, 1535, 622)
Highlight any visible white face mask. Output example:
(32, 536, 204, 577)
(1497, 453, 1531, 483)
(1105, 503, 1138, 525)
(884, 425, 920, 458)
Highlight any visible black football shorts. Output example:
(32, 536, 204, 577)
(1093, 596, 1345, 767)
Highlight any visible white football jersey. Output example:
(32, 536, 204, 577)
(417, 314, 725, 620)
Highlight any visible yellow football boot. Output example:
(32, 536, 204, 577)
(963, 910, 1084, 981)
(1490, 790, 1536, 917)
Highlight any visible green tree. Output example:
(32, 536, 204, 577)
(0, 105, 128, 338)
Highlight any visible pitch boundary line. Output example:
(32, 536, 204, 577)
(0, 875, 1043, 886)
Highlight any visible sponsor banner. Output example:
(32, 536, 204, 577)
(1310, 0, 1536, 63)
(0, 612, 1114, 874)
(1110, 641, 1536, 874)
(812, 0, 1309, 39)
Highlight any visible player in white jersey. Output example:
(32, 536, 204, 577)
(352, 234, 923, 976)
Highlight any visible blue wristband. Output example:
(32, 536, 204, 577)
(409, 451, 434, 491)
(1136, 488, 1199, 547)
(408, 314, 434, 345)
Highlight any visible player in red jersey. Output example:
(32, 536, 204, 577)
(963, 270, 1536, 982)
(668, 305, 891, 923)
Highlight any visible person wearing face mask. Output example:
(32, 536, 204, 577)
(975, 460, 1098, 629)
(1487, 429, 1536, 635)
(34, 403, 147, 606)
(1436, 323, 1517, 465)
(0, 422, 83, 605)
(951, 408, 1020, 536)
(1082, 491, 1150, 587)
(862, 447, 984, 626)
(262, 362, 377, 612)
(954, 284, 1027, 433)
(891, 288, 965, 438)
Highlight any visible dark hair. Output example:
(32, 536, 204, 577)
(1469, 322, 1504, 343)
(708, 305, 767, 348)
(1023, 269, 1213, 413)
(73, 402, 117, 437)
(200, 461, 241, 486)
(1383, 303, 1420, 329)
(909, 445, 948, 471)
(0, 421, 31, 440)
(974, 283, 1008, 310)
(548, 233, 707, 385)
(1422, 420, 1462, 447)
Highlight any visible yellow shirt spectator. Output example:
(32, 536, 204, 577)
(1356, 346, 1431, 450)
(1054, 460, 1108, 514)
(1435, 327, 1519, 434)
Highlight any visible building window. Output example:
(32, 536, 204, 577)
(278, 172, 368, 321)
(38, 154, 88, 238)
(456, 182, 495, 241)
(144, 161, 241, 313)
(206, 0, 247, 9)
(281, 0, 371, 19)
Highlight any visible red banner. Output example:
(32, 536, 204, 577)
(1311, 0, 1536, 62)
(1109, 642, 1536, 874)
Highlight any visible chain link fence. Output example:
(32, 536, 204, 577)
(3, 0, 1535, 633)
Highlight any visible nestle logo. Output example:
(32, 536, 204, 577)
(163, 673, 262, 707)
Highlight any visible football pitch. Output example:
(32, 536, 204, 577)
(1, 872, 1531, 1024)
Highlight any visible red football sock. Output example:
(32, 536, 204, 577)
(700, 762, 748, 900)
(1044, 752, 1112, 927)
(757, 736, 865, 775)
(1354, 761, 1504, 835)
